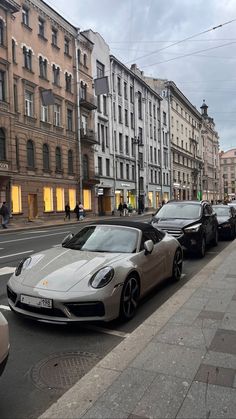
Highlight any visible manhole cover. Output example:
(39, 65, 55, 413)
(31, 351, 101, 391)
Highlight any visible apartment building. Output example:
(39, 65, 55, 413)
(220, 148, 236, 201)
(200, 100, 220, 202)
(0, 0, 79, 221)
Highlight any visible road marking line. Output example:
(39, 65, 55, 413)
(0, 305, 11, 311)
(0, 267, 16, 275)
(82, 324, 129, 338)
(20, 230, 48, 234)
(0, 250, 34, 259)
(0, 231, 70, 244)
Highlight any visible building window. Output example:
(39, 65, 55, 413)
(126, 164, 129, 180)
(0, 71, 5, 101)
(130, 112, 134, 129)
(25, 90, 33, 117)
(43, 187, 53, 212)
(131, 138, 135, 157)
(98, 156, 102, 175)
(13, 82, 18, 112)
(83, 154, 89, 180)
(56, 188, 64, 211)
(64, 37, 70, 55)
(103, 95, 107, 115)
(105, 127, 108, 148)
(125, 109, 128, 126)
(23, 47, 32, 70)
(117, 77, 121, 95)
(113, 102, 116, 119)
(65, 73, 72, 92)
(163, 111, 167, 125)
(27, 140, 35, 168)
(54, 104, 61, 126)
(22, 7, 29, 26)
(96, 60, 104, 78)
(124, 82, 127, 99)
(83, 189, 91, 210)
(138, 127, 143, 144)
(52, 28, 58, 46)
(80, 81, 86, 100)
(132, 165, 135, 180)
(0, 128, 6, 160)
(0, 20, 4, 45)
(150, 146, 153, 163)
(101, 125, 105, 152)
(41, 104, 49, 122)
(69, 189, 76, 210)
(55, 146, 62, 171)
(125, 135, 129, 155)
(138, 91, 142, 119)
(12, 39, 16, 62)
(119, 133, 123, 154)
(52, 65, 60, 85)
(130, 85, 134, 103)
(118, 105, 122, 123)
(12, 185, 22, 213)
(67, 108, 73, 131)
(38, 18, 45, 37)
(120, 162, 124, 178)
(43, 143, 50, 171)
(39, 57, 47, 79)
(68, 149, 73, 174)
(83, 54, 87, 67)
(106, 158, 110, 176)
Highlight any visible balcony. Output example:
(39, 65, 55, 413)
(80, 92, 97, 110)
(80, 128, 98, 145)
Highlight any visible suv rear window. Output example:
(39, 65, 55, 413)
(154, 203, 201, 219)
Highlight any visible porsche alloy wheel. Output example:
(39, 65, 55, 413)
(172, 248, 183, 282)
(120, 275, 140, 321)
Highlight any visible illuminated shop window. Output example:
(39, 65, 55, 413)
(43, 187, 53, 212)
(148, 191, 153, 207)
(83, 189, 91, 210)
(69, 189, 76, 210)
(12, 185, 22, 213)
(56, 188, 64, 211)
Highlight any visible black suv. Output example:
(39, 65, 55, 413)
(151, 200, 218, 257)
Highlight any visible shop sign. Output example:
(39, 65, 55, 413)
(97, 188, 104, 195)
(0, 162, 8, 170)
(121, 183, 131, 187)
(173, 183, 180, 187)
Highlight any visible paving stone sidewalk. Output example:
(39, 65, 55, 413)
(39, 239, 236, 419)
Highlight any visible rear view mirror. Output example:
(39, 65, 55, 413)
(144, 240, 154, 255)
(62, 233, 74, 246)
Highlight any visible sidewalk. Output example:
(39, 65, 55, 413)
(39, 240, 236, 419)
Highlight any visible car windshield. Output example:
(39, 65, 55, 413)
(154, 203, 201, 219)
(213, 206, 230, 216)
(63, 225, 138, 253)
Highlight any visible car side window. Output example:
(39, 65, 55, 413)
(140, 230, 158, 251)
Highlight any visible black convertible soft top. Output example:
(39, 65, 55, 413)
(89, 219, 157, 232)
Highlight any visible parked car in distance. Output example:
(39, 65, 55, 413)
(151, 200, 218, 258)
(0, 312, 9, 377)
(213, 205, 236, 240)
(7, 220, 183, 323)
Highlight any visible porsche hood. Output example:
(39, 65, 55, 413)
(12, 247, 127, 292)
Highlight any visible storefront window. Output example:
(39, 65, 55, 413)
(148, 191, 153, 207)
(83, 189, 91, 210)
(56, 188, 64, 211)
(69, 189, 76, 210)
(43, 187, 53, 212)
(12, 185, 22, 213)
(156, 192, 160, 208)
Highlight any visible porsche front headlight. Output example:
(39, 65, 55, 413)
(90, 266, 114, 289)
(15, 257, 31, 276)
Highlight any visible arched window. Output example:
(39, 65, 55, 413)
(43, 143, 49, 171)
(27, 139, 35, 168)
(83, 154, 89, 180)
(55, 146, 62, 172)
(68, 149, 73, 174)
(0, 128, 6, 160)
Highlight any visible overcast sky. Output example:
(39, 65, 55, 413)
(46, 0, 236, 152)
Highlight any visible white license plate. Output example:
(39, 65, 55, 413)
(20, 294, 52, 309)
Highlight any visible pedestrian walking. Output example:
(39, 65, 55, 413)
(123, 202, 128, 216)
(118, 202, 123, 216)
(74, 203, 80, 220)
(64, 203, 71, 221)
(78, 202, 84, 221)
(0, 202, 10, 229)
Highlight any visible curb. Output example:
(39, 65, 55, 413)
(39, 239, 236, 419)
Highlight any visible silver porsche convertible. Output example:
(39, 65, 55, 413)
(7, 221, 183, 323)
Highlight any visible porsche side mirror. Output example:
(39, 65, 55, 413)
(62, 233, 74, 246)
(144, 240, 154, 255)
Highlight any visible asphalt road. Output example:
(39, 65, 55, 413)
(0, 216, 233, 419)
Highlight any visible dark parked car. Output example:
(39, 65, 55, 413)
(151, 200, 218, 257)
(213, 205, 236, 240)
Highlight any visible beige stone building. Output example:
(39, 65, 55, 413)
(0, 0, 82, 221)
(220, 148, 236, 201)
(200, 101, 220, 202)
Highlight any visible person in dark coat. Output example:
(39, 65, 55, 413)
(118, 202, 123, 216)
(64, 203, 71, 220)
(74, 203, 80, 220)
(0, 202, 10, 229)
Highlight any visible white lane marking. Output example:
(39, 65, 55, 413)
(0, 267, 16, 275)
(0, 250, 34, 259)
(0, 231, 71, 245)
(20, 230, 48, 234)
(82, 324, 129, 338)
(0, 305, 11, 311)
